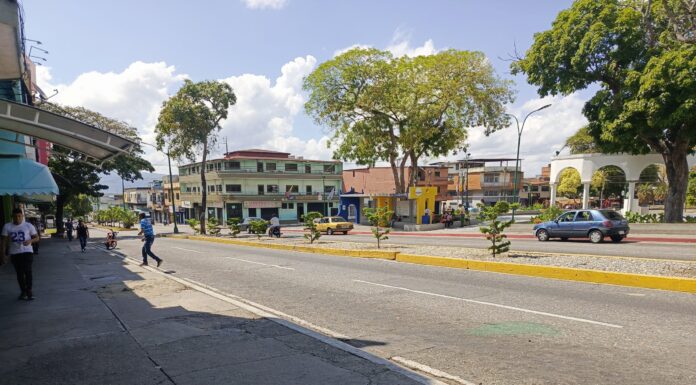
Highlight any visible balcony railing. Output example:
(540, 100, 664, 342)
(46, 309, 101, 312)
(180, 167, 342, 177)
(181, 191, 340, 198)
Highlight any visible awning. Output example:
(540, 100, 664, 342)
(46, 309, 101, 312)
(0, 156, 59, 196)
(0, 99, 136, 162)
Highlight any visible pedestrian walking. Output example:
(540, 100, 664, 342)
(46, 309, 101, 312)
(1, 208, 40, 300)
(76, 219, 89, 252)
(138, 213, 162, 267)
(65, 219, 74, 241)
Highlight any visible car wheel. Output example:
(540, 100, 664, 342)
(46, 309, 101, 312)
(536, 229, 549, 242)
(610, 235, 624, 242)
(327, 228, 334, 235)
(560, 237, 568, 241)
(589, 230, 604, 243)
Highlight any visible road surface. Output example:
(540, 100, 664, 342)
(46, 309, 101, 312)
(99, 229, 696, 385)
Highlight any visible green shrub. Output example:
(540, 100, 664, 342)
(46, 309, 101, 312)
(226, 217, 241, 237)
(532, 206, 564, 223)
(249, 220, 268, 239)
(362, 206, 393, 249)
(187, 218, 200, 234)
(478, 202, 513, 258)
(121, 210, 138, 229)
(207, 217, 221, 236)
(303, 212, 323, 244)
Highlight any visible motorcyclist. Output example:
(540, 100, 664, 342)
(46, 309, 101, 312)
(268, 214, 281, 237)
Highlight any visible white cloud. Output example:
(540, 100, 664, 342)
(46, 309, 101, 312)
(242, 0, 287, 10)
(333, 44, 372, 57)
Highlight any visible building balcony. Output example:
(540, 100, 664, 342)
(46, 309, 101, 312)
(180, 168, 343, 178)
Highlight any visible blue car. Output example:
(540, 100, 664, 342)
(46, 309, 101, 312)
(533, 209, 630, 243)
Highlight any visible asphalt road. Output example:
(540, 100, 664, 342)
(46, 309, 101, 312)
(282, 230, 696, 261)
(101, 229, 696, 385)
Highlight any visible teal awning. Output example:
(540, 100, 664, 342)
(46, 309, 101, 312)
(0, 156, 59, 196)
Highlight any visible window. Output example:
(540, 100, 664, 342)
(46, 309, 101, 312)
(217, 184, 222, 192)
(226, 184, 242, 193)
(285, 185, 299, 193)
(483, 190, 499, 196)
(266, 163, 277, 171)
(541, 186, 550, 192)
(323, 164, 336, 173)
(257, 184, 264, 195)
(435, 171, 441, 177)
(282, 203, 295, 209)
(175, 193, 179, 200)
(558, 212, 576, 222)
(257, 162, 264, 172)
(305, 164, 312, 173)
(285, 163, 297, 172)
(484, 174, 500, 183)
(574, 211, 594, 222)
(267, 184, 279, 193)
(324, 186, 334, 193)
(305, 185, 313, 194)
(225, 161, 240, 170)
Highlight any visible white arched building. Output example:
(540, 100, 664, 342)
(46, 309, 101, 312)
(549, 153, 696, 212)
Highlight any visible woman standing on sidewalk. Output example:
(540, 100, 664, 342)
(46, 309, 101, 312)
(1, 208, 40, 300)
(76, 219, 89, 252)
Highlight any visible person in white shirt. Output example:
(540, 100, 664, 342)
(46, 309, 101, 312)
(268, 214, 280, 236)
(1, 209, 39, 300)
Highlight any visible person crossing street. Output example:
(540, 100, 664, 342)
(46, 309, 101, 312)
(137, 213, 162, 267)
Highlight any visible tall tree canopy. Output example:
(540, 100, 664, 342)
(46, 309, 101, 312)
(40, 103, 153, 233)
(155, 79, 236, 234)
(513, 0, 696, 222)
(565, 126, 599, 155)
(304, 48, 514, 193)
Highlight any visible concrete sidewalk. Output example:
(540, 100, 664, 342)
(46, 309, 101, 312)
(0, 237, 432, 385)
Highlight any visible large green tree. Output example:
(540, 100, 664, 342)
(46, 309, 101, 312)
(304, 48, 514, 193)
(565, 126, 599, 155)
(513, 0, 696, 222)
(40, 103, 153, 233)
(155, 80, 236, 234)
(557, 168, 582, 199)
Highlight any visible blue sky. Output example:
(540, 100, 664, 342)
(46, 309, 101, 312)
(23, 0, 588, 175)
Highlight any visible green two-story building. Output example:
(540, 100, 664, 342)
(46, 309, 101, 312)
(178, 149, 342, 223)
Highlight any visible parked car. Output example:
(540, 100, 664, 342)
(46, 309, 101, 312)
(240, 217, 267, 233)
(314, 216, 354, 235)
(533, 209, 630, 243)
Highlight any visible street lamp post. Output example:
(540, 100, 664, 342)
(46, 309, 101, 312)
(506, 104, 551, 222)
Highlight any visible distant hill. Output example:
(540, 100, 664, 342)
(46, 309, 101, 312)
(100, 172, 167, 193)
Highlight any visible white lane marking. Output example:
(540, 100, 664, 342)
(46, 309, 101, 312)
(354, 280, 623, 329)
(171, 246, 202, 254)
(391, 356, 477, 385)
(225, 257, 295, 271)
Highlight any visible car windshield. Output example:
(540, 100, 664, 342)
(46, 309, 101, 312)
(600, 210, 624, 220)
(330, 217, 345, 222)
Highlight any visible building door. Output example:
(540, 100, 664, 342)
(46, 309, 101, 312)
(257, 162, 264, 172)
(260, 208, 278, 220)
(348, 204, 357, 222)
(226, 203, 242, 220)
(248, 208, 257, 218)
(307, 202, 326, 216)
(296, 203, 304, 222)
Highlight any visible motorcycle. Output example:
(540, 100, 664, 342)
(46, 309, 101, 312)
(268, 226, 281, 238)
(105, 230, 118, 250)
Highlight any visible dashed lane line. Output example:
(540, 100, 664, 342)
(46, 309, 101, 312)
(225, 256, 296, 271)
(354, 279, 624, 329)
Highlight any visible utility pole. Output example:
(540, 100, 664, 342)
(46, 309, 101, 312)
(121, 177, 126, 210)
(167, 150, 180, 234)
(223, 137, 228, 155)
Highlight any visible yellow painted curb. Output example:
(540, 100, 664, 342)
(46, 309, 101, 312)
(397, 254, 696, 294)
(183, 236, 397, 260)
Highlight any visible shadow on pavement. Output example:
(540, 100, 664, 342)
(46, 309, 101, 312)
(0, 237, 426, 385)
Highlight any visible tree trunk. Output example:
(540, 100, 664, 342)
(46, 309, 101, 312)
(662, 148, 689, 223)
(398, 156, 408, 194)
(200, 141, 208, 234)
(389, 156, 402, 194)
(55, 194, 67, 236)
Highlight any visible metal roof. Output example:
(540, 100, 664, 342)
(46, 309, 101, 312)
(0, 99, 136, 162)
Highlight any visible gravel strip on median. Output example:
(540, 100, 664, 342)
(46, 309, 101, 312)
(195, 234, 696, 279)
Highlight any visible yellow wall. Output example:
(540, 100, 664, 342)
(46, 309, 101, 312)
(408, 187, 438, 224)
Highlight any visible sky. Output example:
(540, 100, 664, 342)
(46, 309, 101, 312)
(22, 0, 589, 178)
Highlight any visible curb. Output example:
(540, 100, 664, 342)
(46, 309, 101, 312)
(171, 235, 696, 294)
